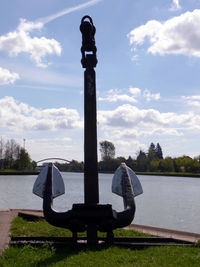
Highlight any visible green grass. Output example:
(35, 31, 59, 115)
(1, 243, 200, 267)
(0, 216, 200, 266)
(10, 216, 72, 237)
(10, 216, 150, 238)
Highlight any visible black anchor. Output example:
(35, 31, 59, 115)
(33, 16, 143, 245)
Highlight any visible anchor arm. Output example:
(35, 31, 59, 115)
(42, 163, 73, 228)
(111, 163, 142, 228)
(33, 163, 85, 231)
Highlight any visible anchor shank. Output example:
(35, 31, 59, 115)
(80, 16, 99, 205)
(84, 64, 99, 204)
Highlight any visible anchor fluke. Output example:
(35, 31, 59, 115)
(33, 163, 65, 199)
(112, 163, 143, 199)
(111, 163, 143, 228)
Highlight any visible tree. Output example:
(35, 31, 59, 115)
(98, 158, 119, 172)
(4, 139, 20, 168)
(126, 156, 133, 167)
(0, 138, 3, 159)
(149, 159, 159, 172)
(18, 148, 32, 170)
(0, 138, 4, 169)
(136, 150, 148, 171)
(174, 155, 200, 173)
(1, 138, 34, 170)
(155, 143, 163, 159)
(99, 140, 115, 160)
(148, 143, 156, 161)
(159, 157, 174, 172)
(190, 158, 200, 172)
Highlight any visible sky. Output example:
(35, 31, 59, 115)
(0, 0, 200, 162)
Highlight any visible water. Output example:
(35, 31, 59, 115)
(0, 172, 200, 233)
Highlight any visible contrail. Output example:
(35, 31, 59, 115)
(38, 0, 102, 24)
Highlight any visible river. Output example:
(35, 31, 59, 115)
(0, 172, 200, 233)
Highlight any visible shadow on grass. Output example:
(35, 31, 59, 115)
(6, 216, 156, 266)
(30, 244, 112, 266)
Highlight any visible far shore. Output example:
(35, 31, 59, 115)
(135, 172, 200, 178)
(99, 171, 200, 178)
(0, 171, 39, 175)
(0, 170, 200, 178)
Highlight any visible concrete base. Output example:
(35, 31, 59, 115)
(127, 224, 200, 243)
(0, 209, 43, 256)
(0, 210, 17, 256)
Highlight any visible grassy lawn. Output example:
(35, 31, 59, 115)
(10, 216, 149, 238)
(0, 217, 200, 266)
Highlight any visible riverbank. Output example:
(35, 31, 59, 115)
(1, 169, 200, 178)
(135, 171, 200, 178)
(0, 171, 39, 175)
(99, 170, 200, 178)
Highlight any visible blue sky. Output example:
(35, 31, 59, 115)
(0, 0, 200, 161)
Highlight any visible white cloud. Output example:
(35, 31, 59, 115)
(128, 9, 200, 58)
(182, 95, 200, 107)
(99, 87, 160, 104)
(0, 67, 19, 85)
(99, 88, 138, 103)
(147, 128, 183, 136)
(115, 139, 147, 156)
(98, 104, 200, 130)
(98, 94, 137, 103)
(0, 18, 61, 67)
(97, 103, 200, 157)
(143, 89, 160, 102)
(101, 126, 183, 158)
(129, 87, 141, 96)
(98, 104, 166, 128)
(18, 19, 43, 32)
(108, 88, 122, 94)
(0, 96, 82, 132)
(170, 0, 181, 11)
(107, 128, 183, 140)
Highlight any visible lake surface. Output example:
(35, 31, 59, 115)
(0, 172, 200, 234)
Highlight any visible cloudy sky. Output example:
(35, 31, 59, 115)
(0, 0, 200, 161)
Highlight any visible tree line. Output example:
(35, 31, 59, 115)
(54, 140, 200, 174)
(0, 138, 36, 170)
(98, 141, 200, 173)
(1, 137, 199, 174)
